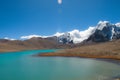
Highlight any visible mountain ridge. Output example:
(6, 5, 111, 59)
(0, 21, 120, 52)
(4, 21, 120, 43)
(87, 21, 120, 42)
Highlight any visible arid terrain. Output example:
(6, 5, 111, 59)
(38, 39, 120, 60)
(0, 37, 73, 52)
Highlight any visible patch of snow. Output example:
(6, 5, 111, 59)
(115, 23, 120, 27)
(4, 37, 16, 41)
(20, 35, 48, 39)
(97, 21, 110, 30)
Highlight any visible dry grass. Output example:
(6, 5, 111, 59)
(39, 40, 120, 60)
(0, 38, 71, 52)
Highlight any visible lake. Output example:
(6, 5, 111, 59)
(0, 49, 120, 80)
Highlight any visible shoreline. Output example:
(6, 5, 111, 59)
(37, 52, 120, 80)
(37, 51, 120, 79)
(37, 52, 120, 65)
(0, 49, 120, 80)
(0, 48, 58, 53)
(37, 40, 120, 66)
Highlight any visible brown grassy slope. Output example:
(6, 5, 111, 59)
(0, 37, 74, 52)
(39, 40, 120, 60)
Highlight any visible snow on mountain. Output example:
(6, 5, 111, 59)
(57, 33, 73, 44)
(51, 27, 95, 44)
(54, 21, 120, 43)
(20, 35, 49, 39)
(20, 27, 95, 44)
(19, 21, 120, 44)
(4, 37, 16, 41)
(53, 32, 64, 37)
(69, 27, 95, 43)
(115, 22, 120, 27)
(97, 21, 110, 30)
(87, 21, 120, 42)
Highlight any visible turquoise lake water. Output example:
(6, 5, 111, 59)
(0, 49, 120, 80)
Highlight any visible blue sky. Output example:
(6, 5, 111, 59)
(0, 0, 120, 39)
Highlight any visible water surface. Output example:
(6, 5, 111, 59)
(0, 49, 120, 80)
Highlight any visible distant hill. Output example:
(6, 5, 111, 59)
(0, 37, 74, 52)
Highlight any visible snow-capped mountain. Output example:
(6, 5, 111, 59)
(87, 21, 120, 42)
(53, 27, 95, 44)
(20, 27, 95, 44)
(57, 33, 73, 44)
(5, 21, 120, 44)
(55, 21, 120, 44)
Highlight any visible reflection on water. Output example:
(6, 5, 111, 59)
(0, 50, 120, 80)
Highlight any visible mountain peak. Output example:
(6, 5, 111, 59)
(87, 21, 120, 42)
(97, 21, 112, 30)
(3, 21, 120, 44)
(98, 21, 109, 24)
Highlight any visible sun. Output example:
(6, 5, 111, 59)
(58, 0, 62, 5)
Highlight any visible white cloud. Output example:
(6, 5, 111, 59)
(52, 27, 95, 44)
(4, 37, 16, 41)
(20, 33, 65, 40)
(20, 35, 48, 39)
(19, 21, 120, 43)
(53, 32, 64, 37)
(69, 27, 95, 43)
(19, 27, 95, 43)
(58, 0, 62, 4)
